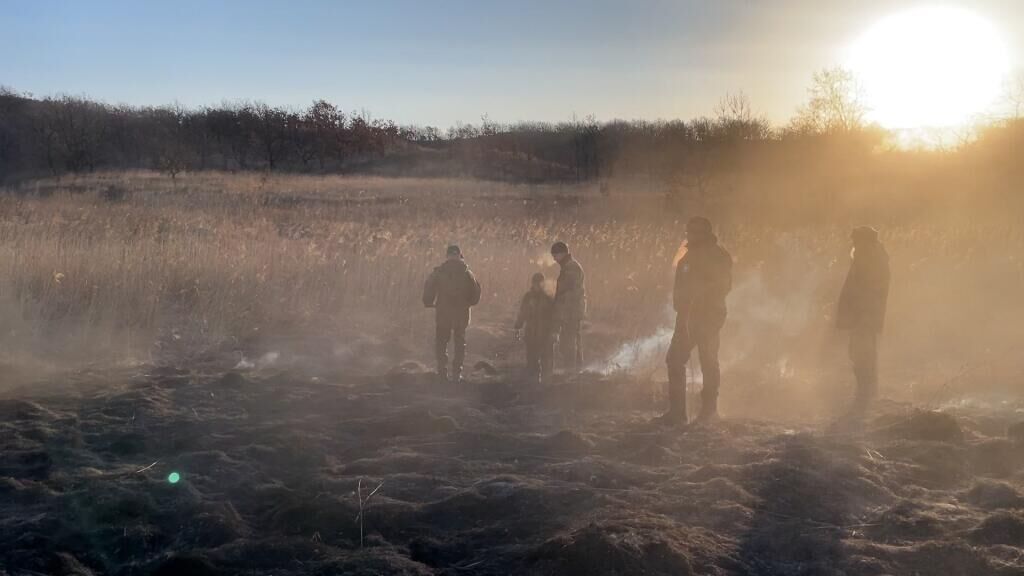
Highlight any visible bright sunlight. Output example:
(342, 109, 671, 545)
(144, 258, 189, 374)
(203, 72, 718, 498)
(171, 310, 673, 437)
(848, 5, 1009, 129)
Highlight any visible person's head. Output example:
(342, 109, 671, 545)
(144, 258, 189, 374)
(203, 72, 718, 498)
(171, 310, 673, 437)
(550, 241, 569, 264)
(446, 245, 463, 260)
(686, 216, 714, 246)
(530, 272, 545, 290)
(850, 226, 879, 249)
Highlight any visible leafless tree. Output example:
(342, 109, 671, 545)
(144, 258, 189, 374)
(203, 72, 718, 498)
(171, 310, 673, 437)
(154, 103, 190, 182)
(304, 100, 345, 170)
(1003, 72, 1024, 120)
(253, 102, 290, 170)
(790, 67, 868, 134)
(714, 91, 772, 140)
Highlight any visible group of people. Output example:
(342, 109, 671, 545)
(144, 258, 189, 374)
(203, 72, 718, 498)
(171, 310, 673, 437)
(422, 216, 890, 426)
(422, 241, 586, 386)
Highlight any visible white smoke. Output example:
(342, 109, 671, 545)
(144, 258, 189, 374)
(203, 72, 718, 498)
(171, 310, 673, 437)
(234, 350, 281, 371)
(590, 325, 673, 375)
(589, 233, 830, 379)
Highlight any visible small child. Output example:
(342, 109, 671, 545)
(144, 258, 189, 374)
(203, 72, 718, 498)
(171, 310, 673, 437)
(514, 272, 556, 384)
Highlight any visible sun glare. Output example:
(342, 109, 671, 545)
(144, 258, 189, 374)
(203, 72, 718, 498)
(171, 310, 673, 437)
(848, 6, 1009, 129)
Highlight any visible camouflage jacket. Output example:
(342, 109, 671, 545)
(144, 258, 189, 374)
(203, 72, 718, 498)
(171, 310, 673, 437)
(554, 256, 586, 321)
(423, 259, 481, 310)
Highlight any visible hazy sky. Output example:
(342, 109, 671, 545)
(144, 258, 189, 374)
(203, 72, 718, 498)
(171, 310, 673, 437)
(2, 0, 1021, 126)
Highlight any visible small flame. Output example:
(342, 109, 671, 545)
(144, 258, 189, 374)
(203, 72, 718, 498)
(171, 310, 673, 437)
(534, 252, 556, 267)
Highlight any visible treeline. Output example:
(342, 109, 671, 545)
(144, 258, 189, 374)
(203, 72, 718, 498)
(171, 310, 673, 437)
(2, 67, 1023, 220)
(0, 89, 408, 179)
(0, 70, 869, 182)
(0, 81, 873, 183)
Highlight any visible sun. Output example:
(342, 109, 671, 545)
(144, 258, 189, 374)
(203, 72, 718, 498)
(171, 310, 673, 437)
(848, 6, 1009, 129)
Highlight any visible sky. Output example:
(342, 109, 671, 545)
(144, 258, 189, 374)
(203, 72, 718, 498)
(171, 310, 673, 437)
(2, 0, 1021, 127)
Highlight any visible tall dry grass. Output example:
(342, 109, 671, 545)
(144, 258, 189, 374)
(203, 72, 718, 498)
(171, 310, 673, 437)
(1, 171, 1021, 403)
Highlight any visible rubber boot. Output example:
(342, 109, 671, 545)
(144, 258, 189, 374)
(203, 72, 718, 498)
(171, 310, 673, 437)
(656, 380, 687, 426)
(696, 391, 719, 424)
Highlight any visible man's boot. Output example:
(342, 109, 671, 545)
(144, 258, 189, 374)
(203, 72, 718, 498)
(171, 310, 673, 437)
(451, 366, 464, 385)
(657, 381, 687, 426)
(696, 391, 718, 423)
(437, 366, 449, 385)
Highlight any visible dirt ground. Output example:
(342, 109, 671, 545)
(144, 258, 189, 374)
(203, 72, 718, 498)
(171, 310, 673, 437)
(2, 334, 1024, 576)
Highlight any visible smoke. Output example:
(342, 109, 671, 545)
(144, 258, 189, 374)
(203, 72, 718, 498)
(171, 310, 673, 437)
(721, 233, 830, 372)
(234, 351, 280, 371)
(589, 324, 673, 375)
(589, 233, 832, 380)
(533, 251, 556, 268)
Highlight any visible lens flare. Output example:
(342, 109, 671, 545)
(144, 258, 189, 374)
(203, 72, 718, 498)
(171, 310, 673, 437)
(848, 6, 1010, 128)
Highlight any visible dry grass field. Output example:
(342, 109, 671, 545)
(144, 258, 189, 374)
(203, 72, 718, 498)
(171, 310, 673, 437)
(2, 171, 1024, 575)
(1, 171, 1021, 407)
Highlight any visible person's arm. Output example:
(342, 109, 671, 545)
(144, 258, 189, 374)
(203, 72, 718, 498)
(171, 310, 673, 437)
(422, 269, 437, 308)
(554, 270, 569, 302)
(711, 250, 733, 301)
(466, 269, 482, 307)
(562, 264, 584, 310)
(871, 255, 891, 330)
(836, 261, 855, 329)
(514, 294, 528, 330)
(673, 259, 688, 315)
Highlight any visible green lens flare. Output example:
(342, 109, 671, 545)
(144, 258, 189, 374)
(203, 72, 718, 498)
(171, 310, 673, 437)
(167, 472, 181, 484)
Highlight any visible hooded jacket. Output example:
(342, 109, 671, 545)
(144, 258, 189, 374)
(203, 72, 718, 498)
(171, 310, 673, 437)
(673, 234, 732, 326)
(423, 259, 481, 311)
(837, 238, 890, 332)
(515, 288, 555, 342)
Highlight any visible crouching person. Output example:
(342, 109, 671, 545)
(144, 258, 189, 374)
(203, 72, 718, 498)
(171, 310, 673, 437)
(514, 272, 555, 385)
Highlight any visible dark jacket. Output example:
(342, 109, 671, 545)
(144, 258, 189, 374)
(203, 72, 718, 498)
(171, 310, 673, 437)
(515, 289, 555, 342)
(837, 241, 890, 332)
(674, 236, 733, 327)
(423, 259, 481, 311)
(554, 256, 586, 321)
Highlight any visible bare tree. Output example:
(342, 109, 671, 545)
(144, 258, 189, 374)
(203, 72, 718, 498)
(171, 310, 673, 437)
(790, 67, 868, 134)
(714, 91, 772, 140)
(253, 102, 289, 170)
(1003, 72, 1024, 120)
(154, 103, 190, 182)
(305, 100, 344, 170)
(0, 87, 26, 177)
(46, 96, 108, 172)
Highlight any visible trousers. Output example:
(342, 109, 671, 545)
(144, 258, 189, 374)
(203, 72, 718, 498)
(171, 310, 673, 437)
(666, 314, 723, 416)
(525, 336, 554, 384)
(849, 328, 878, 406)
(559, 317, 583, 373)
(435, 307, 470, 375)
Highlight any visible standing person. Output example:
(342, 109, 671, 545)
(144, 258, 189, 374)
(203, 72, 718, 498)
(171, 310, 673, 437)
(514, 272, 556, 385)
(663, 217, 733, 425)
(837, 226, 890, 416)
(550, 242, 586, 374)
(423, 245, 482, 384)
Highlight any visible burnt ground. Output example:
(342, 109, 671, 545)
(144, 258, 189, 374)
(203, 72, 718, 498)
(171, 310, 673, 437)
(2, 358, 1024, 576)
